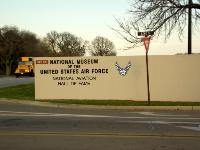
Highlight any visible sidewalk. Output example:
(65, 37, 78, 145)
(0, 98, 200, 111)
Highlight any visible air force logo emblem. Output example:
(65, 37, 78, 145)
(115, 61, 132, 76)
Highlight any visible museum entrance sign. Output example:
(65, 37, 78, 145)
(35, 55, 200, 102)
(34, 56, 145, 100)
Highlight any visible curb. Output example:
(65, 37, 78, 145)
(0, 99, 200, 111)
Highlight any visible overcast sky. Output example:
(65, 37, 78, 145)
(0, 0, 199, 55)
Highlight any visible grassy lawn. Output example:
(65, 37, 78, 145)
(0, 84, 35, 100)
(0, 83, 200, 106)
(48, 100, 200, 106)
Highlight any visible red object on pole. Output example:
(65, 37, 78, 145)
(143, 36, 151, 53)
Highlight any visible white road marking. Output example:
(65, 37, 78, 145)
(178, 126, 200, 131)
(0, 111, 199, 120)
(118, 120, 200, 132)
(134, 121, 170, 124)
(0, 111, 113, 118)
(119, 120, 200, 125)
(136, 112, 190, 117)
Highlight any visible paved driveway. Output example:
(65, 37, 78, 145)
(0, 76, 34, 88)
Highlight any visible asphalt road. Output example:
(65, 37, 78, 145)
(0, 101, 200, 150)
(0, 76, 34, 88)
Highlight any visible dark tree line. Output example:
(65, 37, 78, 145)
(0, 26, 116, 75)
(44, 31, 116, 57)
(0, 26, 49, 75)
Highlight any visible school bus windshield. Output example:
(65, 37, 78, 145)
(18, 61, 33, 65)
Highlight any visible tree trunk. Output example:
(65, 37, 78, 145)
(5, 58, 12, 76)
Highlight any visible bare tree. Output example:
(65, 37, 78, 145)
(44, 31, 59, 54)
(57, 32, 86, 56)
(91, 36, 116, 56)
(44, 31, 86, 57)
(115, 0, 200, 54)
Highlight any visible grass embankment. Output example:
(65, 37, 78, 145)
(0, 83, 200, 106)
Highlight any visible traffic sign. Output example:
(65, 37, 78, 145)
(137, 31, 153, 105)
(143, 37, 151, 53)
(138, 31, 154, 37)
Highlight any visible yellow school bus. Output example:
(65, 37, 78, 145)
(14, 57, 34, 78)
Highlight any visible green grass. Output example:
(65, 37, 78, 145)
(0, 84, 35, 100)
(0, 83, 200, 106)
(48, 100, 150, 106)
(48, 100, 200, 106)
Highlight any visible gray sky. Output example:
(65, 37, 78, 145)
(0, 0, 199, 55)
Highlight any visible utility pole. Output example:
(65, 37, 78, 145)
(188, 0, 192, 54)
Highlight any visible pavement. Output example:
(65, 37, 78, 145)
(0, 76, 34, 88)
(0, 98, 200, 111)
(0, 100, 200, 150)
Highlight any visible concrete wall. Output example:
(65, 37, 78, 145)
(149, 55, 200, 102)
(35, 55, 200, 102)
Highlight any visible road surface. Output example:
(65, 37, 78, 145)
(0, 76, 34, 88)
(0, 101, 199, 150)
